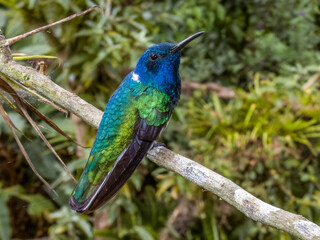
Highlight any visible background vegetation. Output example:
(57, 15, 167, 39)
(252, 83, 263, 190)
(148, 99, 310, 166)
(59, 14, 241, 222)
(0, 0, 320, 239)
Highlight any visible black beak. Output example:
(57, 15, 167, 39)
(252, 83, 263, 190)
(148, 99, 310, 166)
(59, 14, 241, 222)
(170, 31, 205, 54)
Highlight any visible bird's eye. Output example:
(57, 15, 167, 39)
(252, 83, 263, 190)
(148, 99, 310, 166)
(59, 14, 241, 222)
(149, 53, 159, 61)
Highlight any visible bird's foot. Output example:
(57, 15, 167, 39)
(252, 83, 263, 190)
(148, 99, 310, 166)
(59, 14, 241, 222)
(152, 141, 166, 149)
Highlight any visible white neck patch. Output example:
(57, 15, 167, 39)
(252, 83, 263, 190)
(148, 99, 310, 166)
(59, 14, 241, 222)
(132, 72, 141, 83)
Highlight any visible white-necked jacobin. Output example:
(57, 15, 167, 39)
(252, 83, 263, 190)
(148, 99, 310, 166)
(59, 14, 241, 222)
(70, 32, 204, 214)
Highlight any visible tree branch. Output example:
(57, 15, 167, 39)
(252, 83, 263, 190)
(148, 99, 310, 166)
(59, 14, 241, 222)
(0, 31, 320, 240)
(181, 81, 235, 99)
(7, 6, 99, 45)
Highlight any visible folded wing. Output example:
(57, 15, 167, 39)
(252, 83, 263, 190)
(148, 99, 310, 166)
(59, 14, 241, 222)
(70, 80, 172, 214)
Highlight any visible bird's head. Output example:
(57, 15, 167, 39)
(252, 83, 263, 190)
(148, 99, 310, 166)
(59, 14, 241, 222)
(134, 32, 204, 101)
(136, 42, 181, 77)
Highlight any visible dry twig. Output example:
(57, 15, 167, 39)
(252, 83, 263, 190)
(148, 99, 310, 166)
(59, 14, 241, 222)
(181, 81, 235, 99)
(7, 6, 98, 45)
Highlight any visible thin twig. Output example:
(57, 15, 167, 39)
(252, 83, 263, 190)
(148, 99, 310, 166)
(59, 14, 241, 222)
(0, 72, 76, 183)
(0, 103, 57, 196)
(7, 6, 98, 45)
(181, 81, 235, 99)
(5, 73, 68, 113)
(302, 72, 320, 91)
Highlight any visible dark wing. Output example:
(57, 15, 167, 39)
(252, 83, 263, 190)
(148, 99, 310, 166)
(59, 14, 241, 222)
(70, 118, 166, 214)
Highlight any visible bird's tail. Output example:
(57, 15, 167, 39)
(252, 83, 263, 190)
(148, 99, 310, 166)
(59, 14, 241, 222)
(70, 136, 152, 214)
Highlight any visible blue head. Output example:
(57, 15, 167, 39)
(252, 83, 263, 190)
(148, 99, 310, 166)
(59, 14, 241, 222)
(133, 32, 204, 105)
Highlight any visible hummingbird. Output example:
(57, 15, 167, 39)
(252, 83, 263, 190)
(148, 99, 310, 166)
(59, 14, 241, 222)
(70, 32, 204, 214)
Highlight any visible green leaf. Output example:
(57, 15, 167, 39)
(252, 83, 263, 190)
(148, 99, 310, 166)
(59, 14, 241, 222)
(17, 44, 52, 55)
(1, 184, 25, 201)
(20, 194, 55, 217)
(216, 4, 225, 21)
(75, 219, 93, 238)
(133, 226, 154, 240)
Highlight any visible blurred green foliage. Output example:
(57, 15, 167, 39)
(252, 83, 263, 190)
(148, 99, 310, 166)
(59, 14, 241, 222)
(0, 0, 320, 239)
